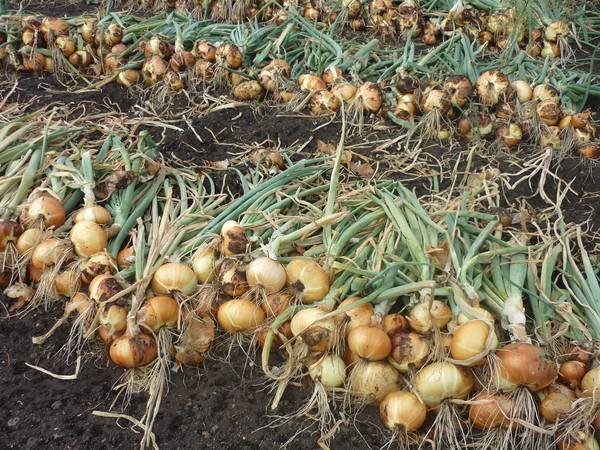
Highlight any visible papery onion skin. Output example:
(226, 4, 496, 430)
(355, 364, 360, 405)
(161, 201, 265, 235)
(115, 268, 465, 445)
(246, 257, 287, 294)
(88, 274, 121, 302)
(117, 246, 135, 270)
(16, 228, 45, 255)
(262, 291, 291, 316)
(218, 259, 248, 297)
(290, 307, 336, 353)
(389, 332, 429, 373)
(383, 313, 409, 336)
(175, 314, 215, 366)
(27, 196, 65, 228)
(220, 220, 247, 256)
(379, 390, 427, 432)
(31, 238, 65, 270)
(217, 298, 265, 332)
(70, 220, 108, 257)
(540, 390, 575, 422)
(408, 300, 452, 333)
(495, 343, 557, 392)
(308, 354, 346, 388)
(151, 262, 198, 296)
(98, 304, 127, 343)
(75, 205, 112, 225)
(285, 258, 330, 303)
(414, 362, 474, 408)
(54, 270, 79, 297)
(347, 326, 391, 361)
(0, 220, 22, 251)
(109, 333, 157, 368)
(138, 296, 179, 332)
(81, 252, 115, 284)
(350, 361, 401, 404)
(450, 319, 497, 366)
(338, 297, 373, 332)
(469, 393, 514, 429)
(580, 368, 600, 397)
(559, 360, 587, 389)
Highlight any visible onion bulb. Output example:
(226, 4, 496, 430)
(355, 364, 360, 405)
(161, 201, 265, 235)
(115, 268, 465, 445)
(450, 320, 497, 366)
(285, 258, 329, 303)
(27, 196, 65, 228)
(55, 35, 75, 57)
(54, 270, 79, 297)
(493, 343, 557, 392)
(540, 388, 575, 422)
(331, 82, 357, 103)
(233, 80, 264, 101)
(414, 362, 474, 408)
(559, 432, 600, 450)
(545, 20, 569, 42)
(559, 360, 587, 389)
(75, 205, 111, 225)
(290, 307, 336, 353)
(0, 220, 21, 251)
(533, 84, 560, 103)
(579, 144, 599, 160)
(80, 252, 115, 284)
(580, 368, 600, 397)
(215, 44, 242, 69)
(175, 314, 215, 365)
(356, 82, 383, 113)
(191, 247, 216, 283)
(138, 295, 179, 331)
(170, 51, 195, 73)
(476, 70, 509, 106)
(117, 69, 139, 87)
(347, 326, 391, 361)
(88, 274, 121, 302)
(408, 300, 452, 333)
(444, 75, 473, 107)
(103, 24, 123, 47)
(193, 40, 216, 62)
(151, 263, 197, 296)
(109, 332, 157, 368)
(116, 246, 135, 270)
(337, 297, 374, 332)
(389, 332, 429, 373)
(383, 313, 409, 336)
(322, 66, 343, 85)
(16, 228, 44, 255)
(379, 390, 427, 432)
(496, 123, 523, 148)
(142, 56, 168, 86)
(246, 257, 286, 294)
(469, 393, 514, 429)
(70, 221, 107, 257)
(220, 220, 247, 256)
(218, 259, 247, 297)
(309, 90, 340, 115)
(98, 304, 127, 343)
(349, 361, 401, 404)
(308, 354, 346, 388)
(217, 298, 265, 332)
(262, 291, 291, 317)
(511, 80, 533, 102)
(298, 74, 326, 92)
(537, 100, 561, 126)
(79, 19, 96, 43)
(31, 238, 66, 270)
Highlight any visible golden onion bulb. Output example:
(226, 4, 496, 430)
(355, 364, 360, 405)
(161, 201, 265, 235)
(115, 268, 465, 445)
(175, 314, 215, 366)
(476, 70, 509, 106)
(533, 84, 560, 103)
(389, 332, 429, 373)
(70, 220, 107, 257)
(580, 368, 600, 397)
(444, 75, 473, 107)
(331, 82, 357, 103)
(246, 257, 286, 294)
(337, 297, 373, 332)
(379, 390, 427, 432)
(356, 82, 383, 113)
(408, 300, 452, 333)
(347, 326, 392, 361)
(233, 80, 264, 101)
(290, 307, 336, 353)
(81, 252, 115, 284)
(74, 205, 112, 225)
(116, 246, 135, 270)
(309, 90, 341, 116)
(559, 360, 587, 389)
(31, 238, 66, 270)
(383, 313, 409, 336)
(98, 305, 127, 344)
(218, 259, 247, 297)
(151, 262, 198, 296)
(193, 40, 216, 62)
(220, 220, 247, 256)
(215, 43, 242, 69)
(109, 332, 157, 368)
(511, 80, 533, 102)
(27, 196, 65, 228)
(308, 354, 346, 388)
(103, 23, 123, 47)
(192, 247, 216, 283)
(298, 74, 326, 92)
(262, 291, 291, 317)
(349, 361, 401, 404)
(54, 269, 79, 297)
(117, 69, 140, 87)
(537, 100, 561, 126)
(540, 388, 575, 422)
(89, 274, 121, 302)
(469, 393, 514, 429)
(285, 258, 329, 303)
(16, 228, 44, 255)
(493, 343, 557, 392)
(138, 295, 179, 331)
(414, 362, 474, 408)
(450, 319, 498, 366)
(217, 298, 265, 332)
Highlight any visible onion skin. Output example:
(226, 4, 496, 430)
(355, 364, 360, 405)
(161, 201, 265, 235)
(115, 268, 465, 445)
(55, 270, 79, 297)
(70, 221, 108, 257)
(151, 262, 198, 296)
(285, 258, 330, 303)
(414, 362, 474, 408)
(494, 343, 557, 392)
(246, 257, 286, 294)
(75, 205, 112, 225)
(540, 390, 575, 422)
(109, 333, 157, 368)
(175, 314, 215, 365)
(408, 300, 452, 333)
(88, 274, 121, 302)
(559, 361, 587, 389)
(218, 259, 248, 297)
(117, 246, 135, 270)
(308, 355, 346, 388)
(337, 297, 373, 332)
(220, 220, 247, 256)
(389, 332, 429, 373)
(580, 368, 600, 397)
(349, 361, 401, 404)
(217, 298, 265, 332)
(290, 307, 336, 353)
(16, 228, 44, 255)
(262, 291, 291, 316)
(0, 220, 22, 251)
(98, 304, 127, 343)
(383, 313, 409, 336)
(469, 393, 514, 429)
(31, 238, 65, 270)
(347, 326, 391, 361)
(450, 320, 497, 366)
(379, 390, 427, 432)
(138, 296, 179, 332)
(27, 196, 65, 228)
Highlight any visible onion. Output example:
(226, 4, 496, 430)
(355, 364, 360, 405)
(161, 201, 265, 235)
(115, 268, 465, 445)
(389, 332, 429, 373)
(164, 71, 185, 91)
(444, 75, 473, 107)
(298, 74, 326, 92)
(559, 432, 600, 450)
(16, 228, 44, 255)
(193, 40, 216, 62)
(540, 126, 562, 150)
(109, 332, 157, 368)
(337, 297, 373, 332)
(309, 90, 341, 115)
(175, 314, 215, 365)
(558, 361, 587, 389)
(579, 144, 599, 159)
(421, 88, 451, 114)
(31, 238, 66, 270)
(79, 19, 96, 43)
(55, 35, 75, 57)
(533, 84, 560, 103)
(103, 24, 123, 47)
(246, 257, 286, 294)
(331, 82, 357, 103)
(262, 291, 291, 316)
(117, 69, 140, 87)
(450, 320, 497, 366)
(116, 246, 135, 270)
(493, 343, 557, 392)
(290, 307, 336, 353)
(40, 17, 69, 41)
(170, 51, 196, 73)
(0, 220, 21, 251)
(142, 56, 168, 86)
(408, 300, 452, 333)
(511, 80, 533, 102)
(308, 354, 346, 388)
(379, 390, 427, 432)
(537, 100, 561, 126)
(98, 304, 127, 343)
(258, 59, 291, 91)
(151, 262, 197, 296)
(88, 274, 121, 302)
(27, 196, 65, 228)
(215, 44, 242, 69)
(233, 80, 264, 101)
(540, 389, 575, 422)
(218, 259, 247, 297)
(191, 247, 216, 283)
(545, 20, 569, 42)
(395, 69, 419, 94)
(322, 66, 343, 85)
(138, 295, 179, 331)
(349, 361, 401, 404)
(220, 220, 247, 256)
(414, 362, 474, 408)
(476, 70, 509, 106)
(580, 368, 600, 397)
(75, 205, 112, 225)
(356, 82, 383, 113)
(285, 258, 330, 303)
(29, 264, 43, 283)
(217, 298, 265, 332)
(68, 50, 92, 68)
(4, 283, 34, 312)
(55, 269, 79, 297)
(70, 221, 107, 257)
(468, 393, 514, 429)
(382, 313, 409, 336)
(496, 123, 523, 148)
(457, 307, 495, 325)
(193, 59, 214, 81)
(347, 326, 391, 361)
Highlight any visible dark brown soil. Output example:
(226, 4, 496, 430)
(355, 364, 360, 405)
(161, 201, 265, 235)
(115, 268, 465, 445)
(0, 304, 384, 450)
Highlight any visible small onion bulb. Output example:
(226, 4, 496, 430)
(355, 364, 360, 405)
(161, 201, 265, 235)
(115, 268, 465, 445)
(347, 326, 392, 361)
(138, 295, 179, 331)
(408, 300, 452, 333)
(220, 220, 247, 256)
(151, 262, 198, 296)
(379, 390, 427, 432)
(74, 205, 112, 225)
(389, 332, 429, 373)
(308, 354, 346, 388)
(192, 247, 216, 283)
(285, 258, 330, 303)
(469, 393, 514, 429)
(246, 257, 286, 294)
(217, 298, 265, 332)
(414, 362, 474, 408)
(290, 307, 336, 353)
(109, 332, 157, 368)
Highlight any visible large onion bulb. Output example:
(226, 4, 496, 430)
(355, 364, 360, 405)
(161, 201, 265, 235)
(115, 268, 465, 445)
(246, 257, 286, 294)
(379, 390, 427, 432)
(408, 300, 452, 333)
(27, 196, 65, 228)
(349, 361, 401, 404)
(476, 70, 509, 106)
(493, 343, 557, 392)
(109, 332, 157, 368)
(290, 307, 336, 353)
(151, 262, 198, 296)
(347, 326, 391, 361)
(217, 298, 265, 332)
(308, 354, 346, 388)
(138, 295, 179, 332)
(285, 258, 329, 303)
(450, 319, 497, 366)
(70, 221, 107, 257)
(414, 362, 474, 408)
(469, 393, 514, 429)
